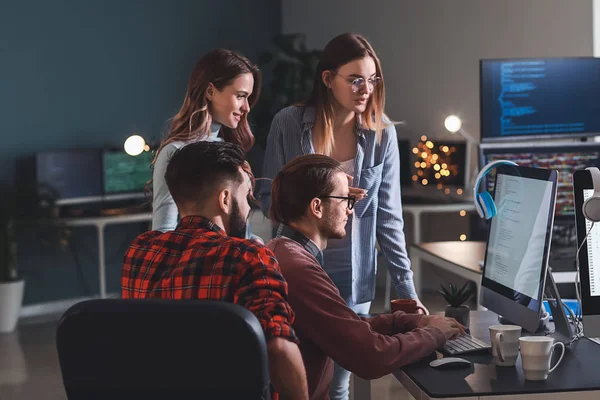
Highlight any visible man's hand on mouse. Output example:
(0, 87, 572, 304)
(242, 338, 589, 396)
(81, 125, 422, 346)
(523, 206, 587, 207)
(417, 315, 466, 340)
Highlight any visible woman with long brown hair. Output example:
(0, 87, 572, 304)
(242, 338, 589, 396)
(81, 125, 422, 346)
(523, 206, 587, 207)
(152, 49, 261, 232)
(260, 33, 426, 399)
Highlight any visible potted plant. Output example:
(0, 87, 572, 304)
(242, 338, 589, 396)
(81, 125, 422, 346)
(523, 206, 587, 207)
(439, 282, 474, 328)
(0, 183, 68, 333)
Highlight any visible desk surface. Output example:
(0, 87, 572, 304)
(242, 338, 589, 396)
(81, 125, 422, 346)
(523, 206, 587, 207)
(412, 241, 577, 284)
(394, 311, 600, 398)
(62, 212, 152, 227)
(417, 241, 484, 275)
(403, 202, 476, 213)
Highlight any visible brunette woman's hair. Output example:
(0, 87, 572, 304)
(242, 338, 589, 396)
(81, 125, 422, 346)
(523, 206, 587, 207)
(154, 48, 261, 164)
(270, 154, 343, 224)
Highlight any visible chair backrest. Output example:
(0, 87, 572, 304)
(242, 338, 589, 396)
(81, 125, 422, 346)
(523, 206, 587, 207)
(56, 299, 270, 399)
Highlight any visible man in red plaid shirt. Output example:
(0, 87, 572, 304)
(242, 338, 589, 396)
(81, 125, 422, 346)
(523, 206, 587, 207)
(122, 141, 308, 399)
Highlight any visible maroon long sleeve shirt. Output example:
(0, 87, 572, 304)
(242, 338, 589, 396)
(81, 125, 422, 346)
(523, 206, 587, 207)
(267, 234, 446, 400)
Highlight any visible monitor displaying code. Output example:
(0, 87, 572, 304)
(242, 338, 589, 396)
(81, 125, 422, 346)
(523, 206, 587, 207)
(103, 150, 153, 194)
(481, 144, 600, 218)
(481, 58, 600, 141)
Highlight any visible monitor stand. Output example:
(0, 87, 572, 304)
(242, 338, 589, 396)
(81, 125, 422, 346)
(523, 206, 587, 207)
(543, 268, 575, 343)
(496, 269, 574, 342)
(496, 313, 551, 333)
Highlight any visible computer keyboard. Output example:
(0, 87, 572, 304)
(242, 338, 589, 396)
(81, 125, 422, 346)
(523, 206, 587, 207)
(442, 333, 491, 356)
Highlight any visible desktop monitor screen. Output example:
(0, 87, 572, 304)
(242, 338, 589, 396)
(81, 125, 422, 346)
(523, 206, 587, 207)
(36, 150, 103, 205)
(103, 150, 153, 195)
(480, 58, 600, 142)
(480, 165, 558, 332)
(480, 142, 600, 219)
(573, 169, 600, 337)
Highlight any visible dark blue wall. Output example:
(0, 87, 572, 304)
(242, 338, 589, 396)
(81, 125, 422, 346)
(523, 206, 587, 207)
(1, 0, 281, 305)
(1, 0, 280, 182)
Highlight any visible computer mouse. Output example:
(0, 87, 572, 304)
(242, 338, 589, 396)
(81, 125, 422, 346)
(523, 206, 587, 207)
(429, 357, 472, 369)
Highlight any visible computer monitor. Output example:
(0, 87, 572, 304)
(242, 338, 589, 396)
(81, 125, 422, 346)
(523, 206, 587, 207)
(480, 58, 600, 142)
(36, 150, 103, 205)
(573, 169, 600, 338)
(480, 165, 558, 333)
(102, 149, 153, 200)
(480, 142, 600, 220)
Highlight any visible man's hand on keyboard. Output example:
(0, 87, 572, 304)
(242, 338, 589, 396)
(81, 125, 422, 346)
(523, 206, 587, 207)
(417, 315, 466, 340)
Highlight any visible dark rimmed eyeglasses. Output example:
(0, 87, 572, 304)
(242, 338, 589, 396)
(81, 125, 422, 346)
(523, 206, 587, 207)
(320, 195, 356, 210)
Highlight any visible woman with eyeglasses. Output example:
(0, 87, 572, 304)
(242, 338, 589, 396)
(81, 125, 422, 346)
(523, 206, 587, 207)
(259, 33, 426, 400)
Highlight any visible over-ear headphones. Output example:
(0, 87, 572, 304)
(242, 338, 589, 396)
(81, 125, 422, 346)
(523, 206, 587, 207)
(583, 167, 600, 222)
(473, 160, 519, 220)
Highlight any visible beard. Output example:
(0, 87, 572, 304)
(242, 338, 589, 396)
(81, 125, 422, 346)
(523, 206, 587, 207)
(229, 198, 248, 239)
(322, 211, 348, 240)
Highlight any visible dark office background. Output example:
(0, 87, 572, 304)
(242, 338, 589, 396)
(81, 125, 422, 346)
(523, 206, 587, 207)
(1, 0, 281, 304)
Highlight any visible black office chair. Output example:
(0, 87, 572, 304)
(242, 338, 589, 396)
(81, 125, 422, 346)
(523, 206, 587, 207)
(56, 299, 270, 399)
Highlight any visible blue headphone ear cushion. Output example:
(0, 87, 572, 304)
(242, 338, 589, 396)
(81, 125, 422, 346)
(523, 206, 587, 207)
(480, 191, 497, 220)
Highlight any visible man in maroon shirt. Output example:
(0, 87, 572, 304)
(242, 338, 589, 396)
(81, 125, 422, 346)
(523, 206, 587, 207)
(122, 141, 308, 399)
(267, 154, 464, 400)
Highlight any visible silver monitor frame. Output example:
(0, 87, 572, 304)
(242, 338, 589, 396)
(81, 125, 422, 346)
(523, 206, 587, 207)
(480, 166, 559, 333)
(573, 169, 600, 338)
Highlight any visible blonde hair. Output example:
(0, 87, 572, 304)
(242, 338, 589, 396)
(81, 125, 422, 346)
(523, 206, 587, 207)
(305, 33, 390, 156)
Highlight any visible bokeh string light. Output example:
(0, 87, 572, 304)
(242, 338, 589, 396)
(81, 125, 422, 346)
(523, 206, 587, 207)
(411, 135, 468, 241)
(411, 135, 461, 190)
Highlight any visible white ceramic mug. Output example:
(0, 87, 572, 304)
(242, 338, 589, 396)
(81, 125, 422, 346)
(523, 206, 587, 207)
(519, 336, 565, 381)
(490, 324, 521, 367)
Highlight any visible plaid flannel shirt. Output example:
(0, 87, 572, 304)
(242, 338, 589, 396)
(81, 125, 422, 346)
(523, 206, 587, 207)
(122, 215, 298, 343)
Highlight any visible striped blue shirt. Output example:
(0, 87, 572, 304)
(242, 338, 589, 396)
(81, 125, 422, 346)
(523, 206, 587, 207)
(259, 106, 416, 305)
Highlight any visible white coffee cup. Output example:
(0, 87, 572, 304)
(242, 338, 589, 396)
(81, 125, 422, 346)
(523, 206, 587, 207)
(490, 324, 521, 367)
(519, 336, 565, 381)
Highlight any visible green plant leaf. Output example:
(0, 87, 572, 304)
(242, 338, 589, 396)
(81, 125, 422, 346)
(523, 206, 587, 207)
(440, 281, 474, 307)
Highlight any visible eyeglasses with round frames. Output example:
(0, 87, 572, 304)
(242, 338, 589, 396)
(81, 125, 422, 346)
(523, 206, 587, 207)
(334, 73, 382, 93)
